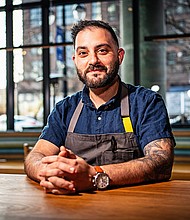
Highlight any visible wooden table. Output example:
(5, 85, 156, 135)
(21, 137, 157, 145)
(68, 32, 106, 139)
(0, 174, 189, 220)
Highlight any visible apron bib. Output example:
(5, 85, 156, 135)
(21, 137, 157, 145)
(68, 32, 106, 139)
(65, 83, 143, 166)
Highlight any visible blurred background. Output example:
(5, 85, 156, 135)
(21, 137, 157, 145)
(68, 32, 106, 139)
(0, 0, 190, 131)
(0, 1, 190, 174)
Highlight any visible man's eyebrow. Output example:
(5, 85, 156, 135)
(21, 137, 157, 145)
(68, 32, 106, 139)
(76, 46, 87, 52)
(76, 44, 112, 51)
(96, 44, 111, 49)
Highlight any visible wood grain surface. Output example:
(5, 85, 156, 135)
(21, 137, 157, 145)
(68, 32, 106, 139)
(0, 174, 189, 220)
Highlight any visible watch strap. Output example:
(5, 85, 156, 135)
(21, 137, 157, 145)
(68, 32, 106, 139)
(94, 166, 104, 173)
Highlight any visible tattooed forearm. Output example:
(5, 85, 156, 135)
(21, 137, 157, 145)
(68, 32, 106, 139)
(102, 138, 175, 187)
(140, 138, 174, 182)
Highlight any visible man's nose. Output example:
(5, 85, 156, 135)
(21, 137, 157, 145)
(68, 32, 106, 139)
(89, 52, 99, 65)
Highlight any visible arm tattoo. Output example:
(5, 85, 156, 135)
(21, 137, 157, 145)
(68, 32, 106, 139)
(140, 138, 174, 182)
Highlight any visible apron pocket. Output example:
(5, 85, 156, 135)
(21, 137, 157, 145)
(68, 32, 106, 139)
(101, 150, 134, 165)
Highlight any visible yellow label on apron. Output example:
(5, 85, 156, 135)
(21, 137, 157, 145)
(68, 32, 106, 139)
(122, 117, 133, 132)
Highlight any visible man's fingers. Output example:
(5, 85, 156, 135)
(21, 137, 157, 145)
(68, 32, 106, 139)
(41, 158, 76, 174)
(39, 163, 75, 179)
(41, 155, 60, 163)
(40, 177, 75, 192)
(47, 188, 76, 195)
(39, 168, 64, 177)
(42, 155, 76, 164)
(48, 176, 75, 191)
(59, 147, 77, 159)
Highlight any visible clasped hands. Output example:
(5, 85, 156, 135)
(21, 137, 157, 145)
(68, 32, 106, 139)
(39, 146, 96, 195)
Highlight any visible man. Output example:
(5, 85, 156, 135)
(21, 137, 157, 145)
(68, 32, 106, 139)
(24, 20, 175, 195)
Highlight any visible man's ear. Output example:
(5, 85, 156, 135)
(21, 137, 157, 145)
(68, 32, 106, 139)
(118, 48, 125, 65)
(72, 55, 75, 61)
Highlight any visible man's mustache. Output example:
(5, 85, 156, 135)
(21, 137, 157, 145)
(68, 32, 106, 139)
(85, 64, 107, 74)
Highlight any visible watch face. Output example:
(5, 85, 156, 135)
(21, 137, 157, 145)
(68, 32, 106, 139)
(95, 173, 109, 189)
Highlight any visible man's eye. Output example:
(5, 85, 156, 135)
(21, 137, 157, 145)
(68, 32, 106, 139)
(78, 51, 87, 57)
(98, 49, 108, 54)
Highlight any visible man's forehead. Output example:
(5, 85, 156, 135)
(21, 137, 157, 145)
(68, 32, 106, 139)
(76, 26, 110, 37)
(75, 27, 115, 46)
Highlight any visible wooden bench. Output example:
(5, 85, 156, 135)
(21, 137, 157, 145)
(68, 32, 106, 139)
(0, 159, 24, 174)
(0, 132, 40, 174)
(0, 132, 40, 160)
(172, 130, 190, 163)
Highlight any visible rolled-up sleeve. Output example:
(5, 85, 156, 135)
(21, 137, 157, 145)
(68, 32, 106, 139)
(130, 86, 175, 150)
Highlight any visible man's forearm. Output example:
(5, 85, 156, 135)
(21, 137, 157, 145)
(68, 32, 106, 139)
(24, 152, 46, 182)
(24, 139, 60, 182)
(101, 138, 174, 187)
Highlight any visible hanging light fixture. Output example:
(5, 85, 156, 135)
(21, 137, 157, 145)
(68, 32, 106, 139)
(72, 4, 86, 20)
(151, 85, 160, 92)
(49, 0, 55, 25)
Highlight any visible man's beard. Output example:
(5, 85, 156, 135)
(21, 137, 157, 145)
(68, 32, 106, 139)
(76, 59, 120, 89)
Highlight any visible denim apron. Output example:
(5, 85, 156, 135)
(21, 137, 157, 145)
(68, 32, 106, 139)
(65, 83, 143, 166)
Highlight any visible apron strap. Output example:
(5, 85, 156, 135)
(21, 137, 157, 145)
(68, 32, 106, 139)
(121, 82, 133, 132)
(67, 99, 83, 132)
(121, 82, 129, 117)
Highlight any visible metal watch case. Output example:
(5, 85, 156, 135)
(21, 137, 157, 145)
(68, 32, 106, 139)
(93, 172, 109, 190)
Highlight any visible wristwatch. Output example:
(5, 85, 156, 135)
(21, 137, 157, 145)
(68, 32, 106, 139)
(92, 166, 110, 190)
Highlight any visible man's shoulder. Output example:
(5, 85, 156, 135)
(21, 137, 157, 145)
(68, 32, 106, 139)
(125, 83, 163, 108)
(56, 90, 82, 109)
(127, 83, 155, 97)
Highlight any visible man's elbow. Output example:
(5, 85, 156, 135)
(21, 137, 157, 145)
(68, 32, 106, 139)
(156, 152, 174, 182)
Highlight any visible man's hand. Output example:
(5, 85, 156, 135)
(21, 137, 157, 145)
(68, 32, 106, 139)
(39, 147, 96, 194)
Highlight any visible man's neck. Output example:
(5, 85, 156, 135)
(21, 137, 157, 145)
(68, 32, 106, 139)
(89, 77, 119, 109)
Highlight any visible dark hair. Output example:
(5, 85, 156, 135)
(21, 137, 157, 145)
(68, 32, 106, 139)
(71, 20, 119, 48)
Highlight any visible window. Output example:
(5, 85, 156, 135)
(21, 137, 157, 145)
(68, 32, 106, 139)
(107, 3, 117, 22)
(0, 1, 121, 132)
(92, 2, 101, 20)
(165, 0, 190, 127)
(0, 11, 6, 124)
(30, 8, 42, 28)
(0, 1, 5, 7)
